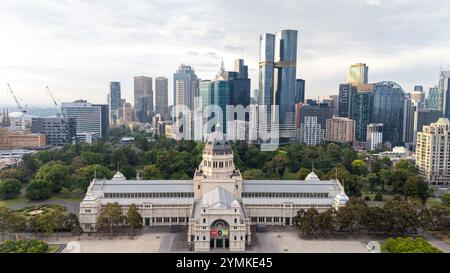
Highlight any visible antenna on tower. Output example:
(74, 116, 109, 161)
(312, 161, 315, 173)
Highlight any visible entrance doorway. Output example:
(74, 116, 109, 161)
(210, 219, 230, 249)
(285, 217, 291, 225)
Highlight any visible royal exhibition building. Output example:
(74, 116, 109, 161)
(79, 132, 349, 251)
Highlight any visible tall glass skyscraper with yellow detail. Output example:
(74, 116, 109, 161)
(348, 63, 369, 86)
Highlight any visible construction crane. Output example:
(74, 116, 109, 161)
(45, 86, 58, 106)
(6, 84, 27, 114)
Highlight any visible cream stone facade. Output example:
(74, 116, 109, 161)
(79, 131, 349, 252)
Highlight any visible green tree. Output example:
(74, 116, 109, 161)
(0, 179, 22, 200)
(295, 208, 319, 236)
(351, 160, 368, 176)
(142, 165, 163, 179)
(95, 202, 124, 236)
(35, 163, 71, 193)
(64, 213, 83, 238)
(126, 204, 143, 235)
(441, 192, 450, 206)
(25, 179, 53, 200)
(73, 164, 113, 189)
(120, 165, 137, 180)
(295, 168, 311, 180)
(264, 156, 288, 177)
(374, 192, 383, 202)
(0, 208, 25, 240)
(403, 176, 430, 203)
(242, 169, 265, 180)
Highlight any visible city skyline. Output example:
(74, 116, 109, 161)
(1, 0, 450, 107)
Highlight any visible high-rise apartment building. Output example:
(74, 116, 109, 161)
(416, 118, 450, 187)
(155, 77, 169, 120)
(325, 117, 355, 144)
(295, 102, 332, 132)
(31, 117, 76, 146)
(347, 63, 369, 86)
(338, 83, 357, 118)
(366, 123, 383, 151)
(298, 116, 324, 146)
(352, 90, 373, 141)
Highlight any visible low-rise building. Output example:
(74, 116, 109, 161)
(0, 128, 46, 149)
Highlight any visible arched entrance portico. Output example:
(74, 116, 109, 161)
(210, 219, 230, 249)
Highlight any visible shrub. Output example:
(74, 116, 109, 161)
(25, 179, 53, 200)
(382, 237, 441, 253)
(0, 240, 49, 253)
(0, 178, 22, 200)
(374, 192, 383, 202)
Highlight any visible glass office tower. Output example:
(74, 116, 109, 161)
(372, 81, 406, 145)
(274, 30, 298, 138)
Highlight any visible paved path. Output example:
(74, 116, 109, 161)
(423, 233, 450, 253)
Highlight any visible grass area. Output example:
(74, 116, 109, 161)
(0, 195, 82, 209)
(426, 198, 444, 208)
(0, 197, 28, 207)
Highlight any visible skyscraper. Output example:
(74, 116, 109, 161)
(352, 89, 373, 142)
(109, 82, 121, 125)
(338, 83, 357, 118)
(440, 71, 450, 118)
(234, 59, 248, 80)
(295, 79, 305, 104)
(402, 96, 415, 144)
(92, 104, 109, 139)
(273, 30, 298, 139)
(426, 86, 440, 110)
(371, 81, 406, 145)
(347, 63, 369, 86)
(155, 77, 169, 120)
(416, 118, 450, 187)
(174, 65, 199, 112)
(134, 76, 153, 122)
(258, 30, 298, 141)
(31, 117, 76, 146)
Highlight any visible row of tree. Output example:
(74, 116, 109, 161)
(95, 203, 143, 236)
(295, 199, 450, 236)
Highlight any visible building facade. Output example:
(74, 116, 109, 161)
(155, 77, 169, 120)
(31, 117, 76, 146)
(109, 82, 122, 125)
(295, 79, 306, 104)
(416, 118, 450, 187)
(347, 63, 369, 86)
(366, 123, 383, 151)
(79, 132, 349, 251)
(371, 81, 405, 145)
(298, 116, 324, 146)
(0, 128, 46, 149)
(61, 100, 103, 144)
(426, 86, 440, 110)
(325, 117, 355, 144)
(338, 84, 357, 118)
(440, 71, 450, 118)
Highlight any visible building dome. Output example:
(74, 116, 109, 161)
(203, 128, 232, 156)
(305, 172, 320, 181)
(112, 171, 126, 181)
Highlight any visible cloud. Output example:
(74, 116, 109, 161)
(0, 0, 449, 107)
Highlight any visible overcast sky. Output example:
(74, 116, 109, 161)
(1, 0, 449, 107)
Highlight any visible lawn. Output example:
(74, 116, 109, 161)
(0, 197, 28, 208)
